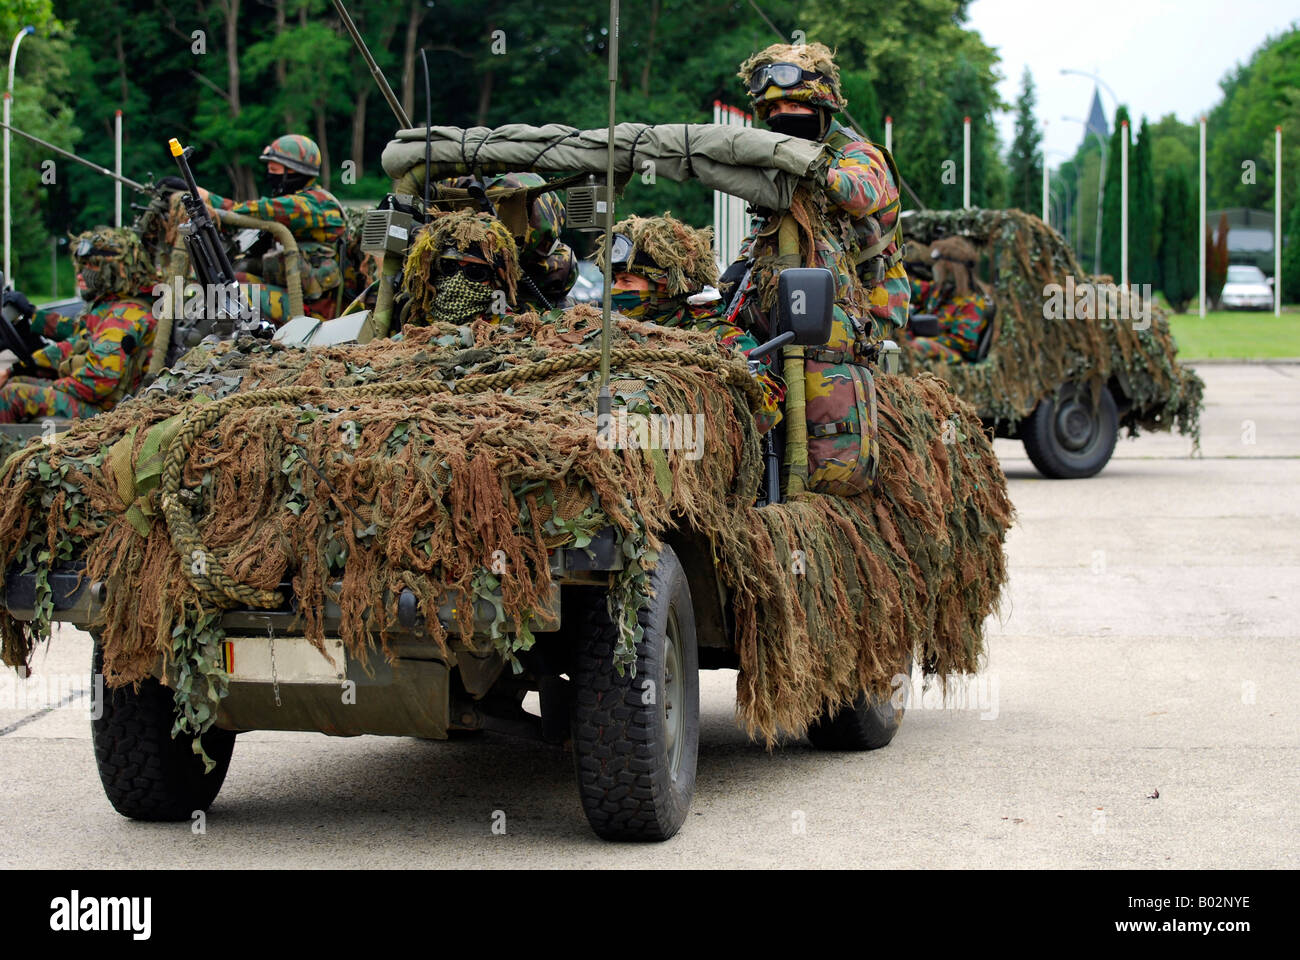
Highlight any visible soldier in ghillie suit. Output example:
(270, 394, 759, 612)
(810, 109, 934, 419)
(0, 228, 157, 423)
(905, 235, 993, 364)
(402, 209, 521, 325)
(597, 213, 784, 434)
(196, 134, 346, 324)
(438, 172, 576, 310)
(735, 42, 907, 495)
(738, 41, 909, 339)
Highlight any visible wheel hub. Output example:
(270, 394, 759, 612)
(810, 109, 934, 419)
(663, 613, 685, 781)
(1055, 394, 1097, 451)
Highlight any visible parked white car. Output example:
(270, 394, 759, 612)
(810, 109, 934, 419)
(1220, 265, 1274, 310)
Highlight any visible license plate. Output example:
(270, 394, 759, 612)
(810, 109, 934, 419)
(221, 636, 346, 684)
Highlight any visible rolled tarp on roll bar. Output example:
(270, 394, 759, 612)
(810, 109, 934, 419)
(380, 123, 828, 210)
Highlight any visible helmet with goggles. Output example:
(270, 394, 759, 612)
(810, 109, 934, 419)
(738, 41, 846, 122)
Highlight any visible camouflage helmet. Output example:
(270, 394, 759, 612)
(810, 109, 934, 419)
(439, 172, 566, 263)
(738, 42, 846, 122)
(258, 134, 321, 177)
(595, 214, 718, 297)
(403, 209, 522, 314)
(70, 227, 156, 300)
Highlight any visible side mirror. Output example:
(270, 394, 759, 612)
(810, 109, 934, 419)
(909, 313, 941, 337)
(776, 267, 835, 346)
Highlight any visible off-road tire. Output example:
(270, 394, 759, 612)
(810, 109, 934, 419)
(91, 644, 235, 821)
(1022, 382, 1119, 479)
(569, 544, 699, 841)
(807, 689, 904, 751)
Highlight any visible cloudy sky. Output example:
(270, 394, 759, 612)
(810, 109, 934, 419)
(966, 0, 1298, 159)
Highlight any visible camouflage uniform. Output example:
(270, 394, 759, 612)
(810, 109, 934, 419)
(437, 173, 576, 310)
(206, 135, 346, 324)
(600, 215, 784, 434)
(905, 277, 990, 363)
(738, 42, 907, 495)
(0, 229, 157, 424)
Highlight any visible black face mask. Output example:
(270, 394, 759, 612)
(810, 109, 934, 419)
(766, 111, 825, 142)
(266, 171, 311, 197)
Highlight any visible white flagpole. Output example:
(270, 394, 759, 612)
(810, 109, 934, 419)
(963, 116, 971, 208)
(114, 109, 122, 228)
(1276, 126, 1282, 317)
(1120, 119, 1128, 290)
(885, 115, 892, 153)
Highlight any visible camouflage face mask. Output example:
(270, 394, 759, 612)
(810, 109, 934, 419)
(429, 271, 494, 323)
(611, 288, 683, 322)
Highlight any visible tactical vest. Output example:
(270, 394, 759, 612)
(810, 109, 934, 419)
(799, 130, 906, 496)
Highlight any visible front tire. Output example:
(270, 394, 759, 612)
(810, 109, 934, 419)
(1021, 382, 1119, 479)
(569, 544, 699, 841)
(91, 644, 235, 821)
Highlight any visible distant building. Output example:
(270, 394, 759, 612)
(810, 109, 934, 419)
(1084, 87, 1109, 144)
(1207, 208, 1275, 274)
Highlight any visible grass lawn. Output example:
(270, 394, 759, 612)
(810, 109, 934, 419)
(1167, 308, 1300, 360)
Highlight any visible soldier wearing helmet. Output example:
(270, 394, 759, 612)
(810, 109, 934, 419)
(436, 172, 577, 310)
(0, 227, 158, 423)
(401, 209, 522, 325)
(738, 42, 909, 339)
(597, 214, 784, 434)
(904, 235, 992, 364)
(196, 133, 347, 325)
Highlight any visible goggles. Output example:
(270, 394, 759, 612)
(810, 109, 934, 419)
(74, 239, 120, 259)
(747, 62, 822, 97)
(436, 256, 495, 283)
(608, 233, 634, 272)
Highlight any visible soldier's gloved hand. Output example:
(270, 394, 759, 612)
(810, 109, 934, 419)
(13, 314, 46, 353)
(2, 289, 35, 320)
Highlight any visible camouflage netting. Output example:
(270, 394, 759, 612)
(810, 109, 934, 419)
(901, 209, 1204, 440)
(0, 306, 1010, 753)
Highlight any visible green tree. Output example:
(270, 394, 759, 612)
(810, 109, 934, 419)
(1006, 67, 1043, 214)
(1100, 105, 1131, 280)
(1283, 181, 1300, 303)
(1158, 166, 1196, 312)
(1131, 118, 1157, 287)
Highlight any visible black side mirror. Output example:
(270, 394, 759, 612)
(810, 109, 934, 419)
(748, 267, 837, 362)
(777, 267, 835, 345)
(909, 313, 941, 337)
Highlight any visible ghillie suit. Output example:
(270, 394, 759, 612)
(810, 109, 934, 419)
(0, 305, 1010, 752)
(437, 172, 576, 310)
(597, 213, 784, 432)
(900, 209, 1204, 440)
(0, 228, 158, 425)
(401, 209, 521, 323)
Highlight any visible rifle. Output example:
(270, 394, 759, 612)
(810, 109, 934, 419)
(166, 137, 265, 338)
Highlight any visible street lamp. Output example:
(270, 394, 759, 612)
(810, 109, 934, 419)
(4, 25, 36, 289)
(1046, 149, 1077, 250)
(1064, 115, 1107, 275)
(1060, 68, 1119, 116)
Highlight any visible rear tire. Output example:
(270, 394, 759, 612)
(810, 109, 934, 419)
(807, 689, 904, 751)
(91, 644, 235, 821)
(1021, 382, 1119, 479)
(569, 545, 699, 841)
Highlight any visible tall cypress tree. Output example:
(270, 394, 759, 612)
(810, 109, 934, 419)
(1100, 106, 1131, 280)
(1158, 167, 1196, 312)
(1130, 118, 1157, 287)
(1006, 67, 1043, 215)
(1284, 182, 1300, 304)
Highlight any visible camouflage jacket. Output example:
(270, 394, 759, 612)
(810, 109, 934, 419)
(29, 296, 157, 406)
(908, 278, 990, 362)
(208, 185, 347, 297)
(742, 120, 909, 349)
(658, 298, 784, 434)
